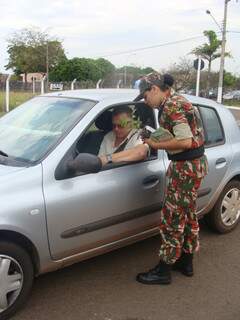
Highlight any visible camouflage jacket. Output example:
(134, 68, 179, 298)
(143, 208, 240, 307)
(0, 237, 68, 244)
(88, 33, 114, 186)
(159, 93, 205, 150)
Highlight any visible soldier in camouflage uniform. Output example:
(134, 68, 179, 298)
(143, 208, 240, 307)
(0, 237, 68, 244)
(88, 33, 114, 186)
(134, 72, 208, 285)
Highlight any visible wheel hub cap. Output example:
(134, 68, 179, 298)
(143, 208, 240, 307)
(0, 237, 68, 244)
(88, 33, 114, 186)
(221, 188, 240, 226)
(0, 255, 23, 313)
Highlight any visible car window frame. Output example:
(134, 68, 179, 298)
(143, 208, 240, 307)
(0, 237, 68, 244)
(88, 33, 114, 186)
(196, 104, 226, 148)
(55, 101, 159, 180)
(76, 101, 158, 158)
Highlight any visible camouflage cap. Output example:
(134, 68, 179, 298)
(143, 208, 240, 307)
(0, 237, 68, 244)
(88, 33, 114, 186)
(134, 72, 174, 102)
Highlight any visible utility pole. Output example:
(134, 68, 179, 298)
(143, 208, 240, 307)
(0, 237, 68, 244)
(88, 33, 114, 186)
(124, 65, 127, 87)
(217, 0, 231, 103)
(5, 74, 11, 113)
(46, 41, 49, 92)
(196, 56, 202, 97)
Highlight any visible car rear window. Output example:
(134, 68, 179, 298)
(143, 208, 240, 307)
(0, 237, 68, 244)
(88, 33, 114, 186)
(199, 106, 224, 146)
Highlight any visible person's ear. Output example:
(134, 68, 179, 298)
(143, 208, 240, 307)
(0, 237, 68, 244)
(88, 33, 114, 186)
(152, 85, 160, 95)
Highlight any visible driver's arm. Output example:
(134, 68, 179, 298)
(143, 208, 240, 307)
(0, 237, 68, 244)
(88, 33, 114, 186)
(99, 144, 149, 166)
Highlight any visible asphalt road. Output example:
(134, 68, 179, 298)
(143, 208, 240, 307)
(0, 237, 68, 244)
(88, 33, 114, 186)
(229, 107, 240, 123)
(12, 106, 240, 320)
(12, 221, 240, 320)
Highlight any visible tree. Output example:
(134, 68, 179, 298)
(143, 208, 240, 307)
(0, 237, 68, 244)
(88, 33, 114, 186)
(191, 30, 231, 97)
(49, 57, 115, 82)
(165, 57, 195, 91)
(117, 66, 155, 80)
(116, 66, 155, 87)
(5, 28, 66, 81)
(223, 71, 237, 89)
(95, 58, 115, 78)
(235, 76, 240, 90)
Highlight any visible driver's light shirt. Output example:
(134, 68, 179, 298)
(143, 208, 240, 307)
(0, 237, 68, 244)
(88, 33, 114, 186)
(98, 129, 143, 156)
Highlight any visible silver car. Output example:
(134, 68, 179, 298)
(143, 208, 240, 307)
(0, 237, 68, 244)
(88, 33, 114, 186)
(0, 89, 240, 319)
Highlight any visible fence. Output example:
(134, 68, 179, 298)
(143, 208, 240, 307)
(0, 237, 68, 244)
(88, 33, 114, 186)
(0, 73, 135, 114)
(1, 80, 36, 114)
(0, 79, 98, 114)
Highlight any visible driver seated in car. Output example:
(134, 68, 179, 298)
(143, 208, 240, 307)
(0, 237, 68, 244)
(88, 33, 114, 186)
(98, 106, 143, 156)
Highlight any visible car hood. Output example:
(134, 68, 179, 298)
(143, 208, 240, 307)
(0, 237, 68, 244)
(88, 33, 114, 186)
(0, 163, 43, 203)
(0, 164, 27, 177)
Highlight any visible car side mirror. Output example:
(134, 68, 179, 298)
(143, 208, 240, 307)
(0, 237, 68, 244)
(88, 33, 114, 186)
(67, 153, 102, 175)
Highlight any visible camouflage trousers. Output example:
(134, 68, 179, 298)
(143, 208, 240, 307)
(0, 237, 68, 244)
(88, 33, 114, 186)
(159, 155, 208, 265)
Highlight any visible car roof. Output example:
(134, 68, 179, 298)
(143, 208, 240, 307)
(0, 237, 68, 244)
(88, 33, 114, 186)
(43, 89, 225, 110)
(43, 89, 138, 102)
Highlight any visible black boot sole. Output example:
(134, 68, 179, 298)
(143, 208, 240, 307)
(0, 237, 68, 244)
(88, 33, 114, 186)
(136, 276, 171, 285)
(181, 270, 193, 277)
(172, 265, 193, 277)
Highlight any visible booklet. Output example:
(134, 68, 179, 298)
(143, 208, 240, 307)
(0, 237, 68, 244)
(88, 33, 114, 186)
(145, 126, 183, 155)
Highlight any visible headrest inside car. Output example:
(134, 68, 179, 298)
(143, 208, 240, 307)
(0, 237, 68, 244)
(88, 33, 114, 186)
(95, 110, 113, 132)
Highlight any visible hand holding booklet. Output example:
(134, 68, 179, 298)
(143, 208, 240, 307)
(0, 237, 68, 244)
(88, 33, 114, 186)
(141, 126, 183, 155)
(150, 127, 173, 142)
(142, 125, 173, 141)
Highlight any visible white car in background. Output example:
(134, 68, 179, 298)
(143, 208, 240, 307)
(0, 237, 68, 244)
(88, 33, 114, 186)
(223, 90, 240, 100)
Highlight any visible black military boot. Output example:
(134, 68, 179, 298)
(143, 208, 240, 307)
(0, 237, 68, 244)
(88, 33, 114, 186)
(136, 261, 171, 285)
(173, 253, 193, 277)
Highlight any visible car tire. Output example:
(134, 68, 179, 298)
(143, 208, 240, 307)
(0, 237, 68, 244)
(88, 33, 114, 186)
(0, 241, 34, 320)
(205, 180, 240, 233)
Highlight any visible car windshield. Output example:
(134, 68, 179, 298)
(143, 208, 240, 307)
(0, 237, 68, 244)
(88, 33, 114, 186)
(0, 96, 96, 164)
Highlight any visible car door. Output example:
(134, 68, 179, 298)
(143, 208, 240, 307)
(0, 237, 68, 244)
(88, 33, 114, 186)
(196, 105, 232, 211)
(43, 103, 166, 260)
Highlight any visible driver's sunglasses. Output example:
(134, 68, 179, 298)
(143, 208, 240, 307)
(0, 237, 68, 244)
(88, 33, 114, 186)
(112, 121, 131, 129)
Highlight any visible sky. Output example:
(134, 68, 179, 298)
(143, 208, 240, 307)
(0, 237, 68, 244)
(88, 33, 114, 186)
(0, 0, 239, 75)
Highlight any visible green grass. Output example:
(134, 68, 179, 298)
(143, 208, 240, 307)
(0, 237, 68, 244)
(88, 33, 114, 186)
(0, 91, 36, 115)
(223, 100, 240, 107)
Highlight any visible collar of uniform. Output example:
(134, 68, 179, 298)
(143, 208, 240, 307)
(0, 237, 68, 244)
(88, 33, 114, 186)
(158, 88, 175, 109)
(163, 89, 176, 106)
(170, 88, 175, 97)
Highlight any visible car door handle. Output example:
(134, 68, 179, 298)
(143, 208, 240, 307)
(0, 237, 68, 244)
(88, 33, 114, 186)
(216, 158, 227, 165)
(142, 175, 160, 189)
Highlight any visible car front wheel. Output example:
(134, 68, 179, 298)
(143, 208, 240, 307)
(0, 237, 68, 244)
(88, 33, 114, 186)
(0, 241, 34, 320)
(206, 180, 240, 233)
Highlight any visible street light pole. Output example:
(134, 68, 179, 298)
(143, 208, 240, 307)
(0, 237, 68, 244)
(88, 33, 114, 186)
(206, 10, 222, 31)
(217, 0, 231, 103)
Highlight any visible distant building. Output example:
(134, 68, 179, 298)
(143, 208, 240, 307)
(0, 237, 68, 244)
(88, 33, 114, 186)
(20, 73, 45, 83)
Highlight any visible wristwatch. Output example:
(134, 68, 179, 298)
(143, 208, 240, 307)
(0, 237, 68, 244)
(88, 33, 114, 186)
(106, 154, 113, 163)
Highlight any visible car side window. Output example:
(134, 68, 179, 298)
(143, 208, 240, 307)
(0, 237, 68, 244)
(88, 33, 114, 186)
(75, 102, 157, 160)
(198, 106, 225, 147)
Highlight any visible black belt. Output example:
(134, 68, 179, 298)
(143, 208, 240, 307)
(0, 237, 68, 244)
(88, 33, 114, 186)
(167, 145, 205, 161)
